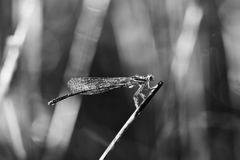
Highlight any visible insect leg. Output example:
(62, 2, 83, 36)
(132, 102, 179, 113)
(133, 84, 145, 108)
(145, 79, 156, 91)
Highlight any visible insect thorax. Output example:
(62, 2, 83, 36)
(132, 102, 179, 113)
(130, 75, 148, 85)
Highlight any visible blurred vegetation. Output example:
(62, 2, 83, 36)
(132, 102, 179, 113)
(0, 0, 240, 160)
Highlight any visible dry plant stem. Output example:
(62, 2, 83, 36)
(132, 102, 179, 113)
(99, 81, 164, 160)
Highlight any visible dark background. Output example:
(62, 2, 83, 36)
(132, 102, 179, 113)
(0, 0, 240, 160)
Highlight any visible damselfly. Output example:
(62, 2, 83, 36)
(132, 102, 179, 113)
(48, 74, 155, 108)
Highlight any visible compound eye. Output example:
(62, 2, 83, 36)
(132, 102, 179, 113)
(148, 74, 154, 81)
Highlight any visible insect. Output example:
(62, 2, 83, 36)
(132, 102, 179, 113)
(48, 74, 155, 108)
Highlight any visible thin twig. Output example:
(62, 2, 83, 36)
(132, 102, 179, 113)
(99, 81, 164, 160)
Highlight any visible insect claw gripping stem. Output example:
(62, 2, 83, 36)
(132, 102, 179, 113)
(133, 97, 139, 108)
(140, 93, 146, 100)
(133, 84, 144, 108)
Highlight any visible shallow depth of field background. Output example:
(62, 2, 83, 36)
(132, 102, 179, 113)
(0, 0, 240, 160)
